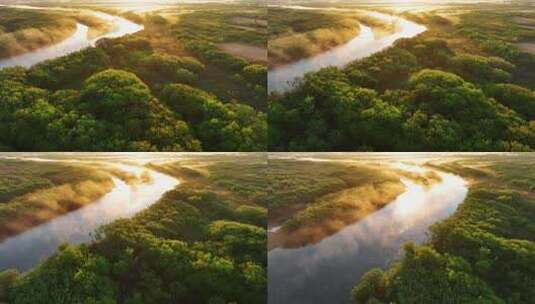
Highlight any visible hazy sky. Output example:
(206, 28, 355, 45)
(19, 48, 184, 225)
(0, 0, 531, 4)
(272, 0, 533, 3)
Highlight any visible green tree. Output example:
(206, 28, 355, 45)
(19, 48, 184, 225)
(487, 84, 535, 120)
(79, 69, 153, 126)
(28, 48, 110, 89)
(234, 205, 267, 227)
(242, 64, 267, 86)
(351, 268, 385, 304)
(9, 244, 117, 304)
(449, 54, 514, 84)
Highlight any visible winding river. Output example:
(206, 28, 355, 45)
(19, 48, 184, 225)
(0, 6, 143, 69)
(268, 163, 468, 304)
(268, 6, 427, 93)
(0, 156, 178, 272)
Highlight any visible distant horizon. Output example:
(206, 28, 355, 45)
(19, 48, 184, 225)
(1, 0, 532, 6)
(265, 0, 533, 4)
(0, 0, 246, 4)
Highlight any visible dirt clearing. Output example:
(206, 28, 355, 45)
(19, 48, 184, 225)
(517, 42, 535, 54)
(218, 42, 267, 63)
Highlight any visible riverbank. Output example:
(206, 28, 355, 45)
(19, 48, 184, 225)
(0, 7, 77, 59)
(268, 6, 401, 69)
(0, 7, 143, 70)
(0, 153, 267, 304)
(269, 179, 404, 249)
(352, 154, 535, 304)
(268, 7, 361, 68)
(0, 160, 115, 242)
(268, 156, 469, 304)
(267, 159, 446, 250)
(0, 155, 180, 273)
(267, 8, 426, 93)
(0, 6, 112, 60)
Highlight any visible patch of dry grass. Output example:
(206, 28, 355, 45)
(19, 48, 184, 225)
(0, 25, 76, 58)
(218, 42, 267, 63)
(0, 161, 115, 241)
(268, 8, 395, 67)
(0, 7, 113, 59)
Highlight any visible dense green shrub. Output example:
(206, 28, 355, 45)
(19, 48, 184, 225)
(28, 48, 110, 89)
(162, 83, 267, 151)
(234, 205, 267, 227)
(449, 54, 514, 84)
(242, 64, 267, 87)
(486, 83, 535, 120)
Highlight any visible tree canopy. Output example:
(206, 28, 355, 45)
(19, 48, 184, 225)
(1, 188, 267, 304)
(269, 35, 535, 151)
(0, 33, 266, 151)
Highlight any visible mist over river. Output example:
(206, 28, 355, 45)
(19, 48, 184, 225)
(0, 5, 143, 69)
(0, 156, 178, 272)
(268, 163, 468, 304)
(268, 6, 427, 93)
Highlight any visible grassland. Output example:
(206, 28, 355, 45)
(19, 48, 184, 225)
(171, 5, 266, 53)
(162, 3, 267, 109)
(352, 154, 535, 304)
(0, 7, 110, 59)
(269, 7, 358, 67)
(268, 7, 397, 67)
(0, 7, 76, 59)
(147, 153, 268, 208)
(0, 159, 114, 241)
(403, 4, 535, 89)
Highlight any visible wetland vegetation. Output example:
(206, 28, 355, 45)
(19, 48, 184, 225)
(0, 159, 114, 241)
(268, 6, 397, 68)
(269, 7, 362, 67)
(0, 6, 109, 59)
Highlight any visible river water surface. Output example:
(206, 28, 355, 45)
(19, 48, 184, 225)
(0, 157, 178, 272)
(268, 6, 427, 93)
(0, 6, 143, 69)
(268, 163, 468, 304)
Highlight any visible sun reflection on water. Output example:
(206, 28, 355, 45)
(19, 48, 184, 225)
(268, 163, 469, 304)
